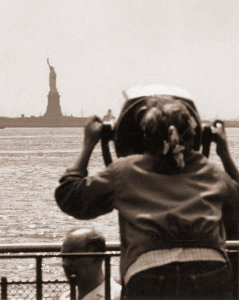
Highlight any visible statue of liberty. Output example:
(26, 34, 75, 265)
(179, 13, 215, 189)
(47, 58, 57, 93)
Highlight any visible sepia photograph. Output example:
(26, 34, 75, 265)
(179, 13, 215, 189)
(0, 1, 239, 299)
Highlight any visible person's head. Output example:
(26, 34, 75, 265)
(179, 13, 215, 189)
(138, 96, 198, 172)
(61, 227, 106, 283)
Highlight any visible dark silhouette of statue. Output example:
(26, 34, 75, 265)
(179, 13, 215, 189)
(45, 58, 62, 118)
(47, 58, 57, 93)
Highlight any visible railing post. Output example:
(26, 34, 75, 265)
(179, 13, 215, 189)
(70, 275, 76, 300)
(36, 257, 42, 300)
(1, 277, 7, 300)
(105, 255, 111, 300)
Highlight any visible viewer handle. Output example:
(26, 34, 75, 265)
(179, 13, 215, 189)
(101, 124, 114, 166)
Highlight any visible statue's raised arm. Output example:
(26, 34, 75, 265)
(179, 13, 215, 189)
(47, 58, 50, 68)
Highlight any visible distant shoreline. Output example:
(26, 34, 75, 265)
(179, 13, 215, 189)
(0, 116, 89, 128)
(202, 120, 239, 128)
(1, 118, 239, 128)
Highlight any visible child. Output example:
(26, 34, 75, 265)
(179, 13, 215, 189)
(55, 91, 239, 300)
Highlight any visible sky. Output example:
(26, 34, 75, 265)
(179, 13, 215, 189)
(0, 0, 239, 120)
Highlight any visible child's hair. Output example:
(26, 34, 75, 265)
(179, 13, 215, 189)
(138, 96, 197, 173)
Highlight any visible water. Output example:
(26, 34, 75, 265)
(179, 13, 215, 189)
(0, 127, 239, 281)
(0, 128, 120, 245)
(0, 128, 120, 281)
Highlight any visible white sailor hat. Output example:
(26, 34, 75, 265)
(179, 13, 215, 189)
(123, 84, 193, 101)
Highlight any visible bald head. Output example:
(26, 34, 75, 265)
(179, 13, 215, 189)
(61, 228, 106, 254)
(61, 228, 106, 291)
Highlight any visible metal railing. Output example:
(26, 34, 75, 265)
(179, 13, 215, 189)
(0, 242, 120, 300)
(0, 241, 238, 299)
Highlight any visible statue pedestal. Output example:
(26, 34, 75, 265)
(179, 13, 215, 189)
(44, 91, 62, 118)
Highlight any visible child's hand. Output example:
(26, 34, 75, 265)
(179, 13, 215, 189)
(84, 115, 103, 149)
(211, 122, 229, 157)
